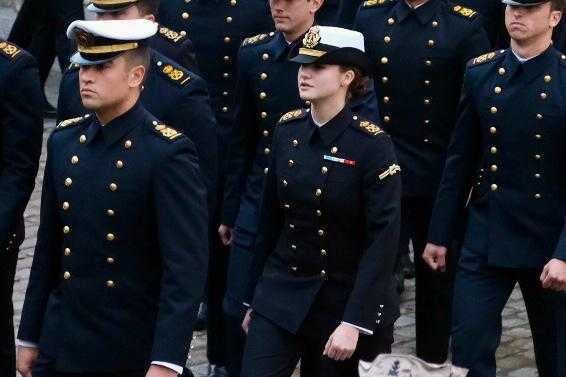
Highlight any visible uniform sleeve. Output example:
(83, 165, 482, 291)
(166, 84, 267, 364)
(427, 70, 481, 247)
(245, 126, 284, 304)
(169, 76, 219, 218)
(150, 138, 209, 365)
(457, 18, 492, 67)
(0, 57, 43, 249)
(18, 137, 62, 343)
(342, 135, 401, 330)
(222, 46, 259, 227)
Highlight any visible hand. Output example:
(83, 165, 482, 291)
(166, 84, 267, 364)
(242, 308, 253, 334)
(422, 243, 448, 272)
(540, 258, 566, 292)
(218, 224, 234, 246)
(145, 365, 179, 377)
(323, 324, 359, 361)
(16, 345, 39, 377)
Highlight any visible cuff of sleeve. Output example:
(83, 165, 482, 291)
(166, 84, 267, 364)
(16, 339, 39, 348)
(341, 321, 373, 335)
(151, 361, 184, 375)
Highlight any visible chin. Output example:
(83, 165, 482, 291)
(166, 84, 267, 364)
(81, 98, 100, 111)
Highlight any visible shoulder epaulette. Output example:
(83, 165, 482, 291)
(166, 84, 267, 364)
(0, 40, 22, 61)
(159, 62, 191, 86)
(242, 32, 276, 47)
(378, 164, 401, 181)
(361, 0, 394, 8)
(277, 109, 305, 125)
(158, 26, 187, 45)
(154, 123, 183, 141)
(358, 120, 384, 136)
(451, 4, 478, 19)
(468, 49, 506, 67)
(56, 115, 90, 130)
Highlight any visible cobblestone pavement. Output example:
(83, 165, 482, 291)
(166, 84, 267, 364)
(3, 6, 540, 377)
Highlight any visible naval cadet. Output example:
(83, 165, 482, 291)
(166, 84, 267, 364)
(156, 3, 274, 375)
(0, 40, 43, 377)
(239, 26, 400, 377)
(424, 0, 566, 375)
(16, 19, 208, 377)
(354, 0, 490, 364)
(57, 1, 219, 229)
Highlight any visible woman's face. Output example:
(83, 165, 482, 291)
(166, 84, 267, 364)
(297, 63, 353, 102)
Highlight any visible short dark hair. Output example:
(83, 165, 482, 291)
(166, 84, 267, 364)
(551, 0, 565, 11)
(135, 0, 160, 16)
(340, 66, 370, 103)
(124, 46, 151, 84)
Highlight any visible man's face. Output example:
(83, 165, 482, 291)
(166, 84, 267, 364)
(96, 5, 154, 21)
(269, 0, 320, 33)
(79, 56, 134, 111)
(505, 3, 561, 42)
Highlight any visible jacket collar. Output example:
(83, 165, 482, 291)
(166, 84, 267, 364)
(308, 106, 353, 146)
(86, 100, 146, 147)
(394, 0, 440, 25)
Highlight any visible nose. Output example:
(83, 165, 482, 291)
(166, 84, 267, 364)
(79, 66, 95, 84)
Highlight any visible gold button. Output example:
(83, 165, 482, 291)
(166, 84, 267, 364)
(79, 135, 87, 143)
(316, 210, 322, 217)
(432, 20, 439, 27)
(289, 224, 295, 229)
(264, 148, 270, 155)
(490, 146, 497, 154)
(65, 178, 73, 187)
(71, 155, 79, 164)
(387, 17, 395, 25)
(424, 98, 431, 105)
(284, 204, 290, 209)
(305, 100, 311, 106)
(223, 91, 229, 96)
(384, 116, 391, 123)
(182, 12, 189, 19)
(428, 39, 435, 47)
(106, 233, 115, 241)
(424, 120, 430, 125)
(223, 72, 230, 78)
(535, 173, 541, 178)
(537, 113, 543, 120)
(540, 92, 547, 100)
(180, 30, 187, 36)
(544, 75, 552, 83)
(124, 140, 132, 149)
(381, 57, 388, 64)
(264, 168, 269, 175)
(261, 112, 267, 119)
(116, 160, 124, 169)
(490, 126, 497, 134)
(260, 72, 268, 80)
(424, 139, 430, 143)
(491, 165, 498, 172)
(63, 271, 71, 280)
(62, 202, 70, 211)
(259, 92, 267, 99)
(231, 0, 237, 5)
(224, 37, 231, 43)
(425, 60, 432, 66)
(498, 68, 506, 75)
(424, 80, 431, 86)
(535, 193, 542, 199)
(107, 257, 115, 264)
(63, 225, 70, 234)
(106, 280, 115, 288)
(223, 55, 230, 62)
(282, 179, 288, 187)
(262, 53, 269, 61)
(288, 160, 294, 167)
(321, 166, 328, 174)
(263, 130, 269, 137)
(321, 270, 327, 278)
(315, 189, 322, 197)
(491, 184, 498, 191)
(383, 96, 390, 103)
(107, 209, 115, 216)
(318, 229, 325, 236)
(293, 139, 299, 147)
(222, 107, 229, 113)
(64, 248, 71, 256)
(534, 154, 541, 160)
(109, 183, 118, 192)
(384, 36, 391, 43)
(490, 107, 498, 114)
(226, 16, 233, 23)
(494, 86, 502, 94)
(331, 146, 338, 154)
(321, 249, 327, 256)
(382, 77, 389, 84)
(291, 245, 297, 251)
(535, 134, 542, 140)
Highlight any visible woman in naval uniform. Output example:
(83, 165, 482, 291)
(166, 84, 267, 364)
(239, 26, 402, 377)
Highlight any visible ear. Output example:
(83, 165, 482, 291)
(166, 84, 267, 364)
(144, 14, 156, 22)
(310, 0, 324, 14)
(128, 65, 146, 89)
(550, 10, 562, 28)
(341, 69, 355, 87)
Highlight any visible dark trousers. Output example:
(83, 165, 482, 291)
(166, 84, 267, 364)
(0, 247, 18, 377)
(241, 313, 393, 377)
(32, 352, 145, 377)
(400, 197, 455, 363)
(451, 247, 564, 377)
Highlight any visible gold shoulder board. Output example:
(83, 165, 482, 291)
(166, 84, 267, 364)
(468, 49, 506, 67)
(154, 124, 183, 141)
(362, 0, 392, 8)
(242, 32, 275, 47)
(161, 63, 191, 86)
(0, 41, 22, 61)
(158, 26, 186, 44)
(359, 120, 384, 136)
(56, 115, 88, 130)
(278, 109, 304, 124)
(452, 5, 478, 19)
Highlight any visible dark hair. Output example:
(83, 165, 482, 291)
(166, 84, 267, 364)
(551, 0, 565, 11)
(136, 0, 160, 16)
(124, 46, 151, 84)
(340, 66, 370, 102)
